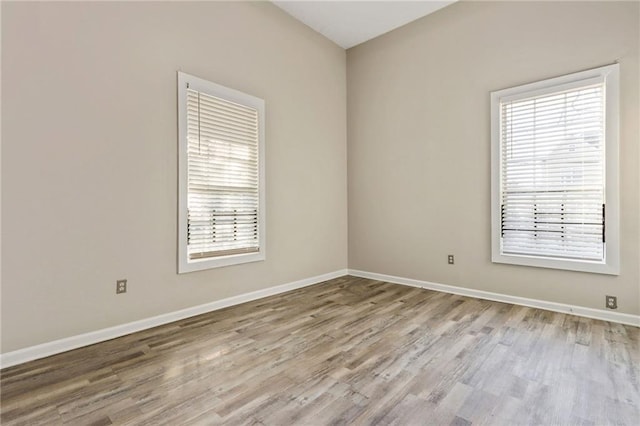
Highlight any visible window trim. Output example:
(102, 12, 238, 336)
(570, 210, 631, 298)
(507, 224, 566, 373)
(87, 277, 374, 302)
(490, 64, 619, 275)
(177, 72, 266, 273)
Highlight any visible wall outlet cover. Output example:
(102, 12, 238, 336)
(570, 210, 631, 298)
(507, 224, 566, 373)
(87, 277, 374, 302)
(116, 279, 127, 294)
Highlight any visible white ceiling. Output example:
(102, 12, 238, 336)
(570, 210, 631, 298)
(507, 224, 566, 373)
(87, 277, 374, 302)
(272, 1, 457, 49)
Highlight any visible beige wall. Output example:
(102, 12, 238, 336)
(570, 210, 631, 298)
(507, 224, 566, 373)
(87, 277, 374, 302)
(348, 1, 640, 315)
(1, 1, 347, 352)
(2, 0, 638, 356)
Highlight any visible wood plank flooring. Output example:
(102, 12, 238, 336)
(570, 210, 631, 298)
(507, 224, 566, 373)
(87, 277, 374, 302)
(1, 276, 639, 425)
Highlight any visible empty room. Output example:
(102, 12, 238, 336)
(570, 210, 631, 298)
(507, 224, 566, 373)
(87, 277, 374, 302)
(1, 0, 639, 424)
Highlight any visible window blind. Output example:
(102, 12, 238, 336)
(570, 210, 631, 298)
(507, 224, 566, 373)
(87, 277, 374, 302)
(500, 83, 605, 261)
(186, 88, 260, 260)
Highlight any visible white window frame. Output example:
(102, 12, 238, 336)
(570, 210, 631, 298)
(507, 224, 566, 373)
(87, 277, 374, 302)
(177, 72, 266, 273)
(491, 64, 619, 275)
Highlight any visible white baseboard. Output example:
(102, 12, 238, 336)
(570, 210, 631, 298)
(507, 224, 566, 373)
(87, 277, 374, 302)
(0, 269, 348, 369)
(348, 269, 640, 327)
(3, 268, 636, 369)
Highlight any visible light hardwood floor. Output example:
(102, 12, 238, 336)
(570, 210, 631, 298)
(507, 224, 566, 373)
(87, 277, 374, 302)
(1, 276, 639, 425)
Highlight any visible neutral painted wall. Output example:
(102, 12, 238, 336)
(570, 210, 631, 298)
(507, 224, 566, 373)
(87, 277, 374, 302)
(2, 0, 638, 356)
(347, 1, 640, 314)
(1, 1, 347, 352)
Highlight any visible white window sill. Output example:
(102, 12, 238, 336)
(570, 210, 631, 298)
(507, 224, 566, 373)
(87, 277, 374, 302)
(178, 251, 265, 273)
(492, 252, 619, 275)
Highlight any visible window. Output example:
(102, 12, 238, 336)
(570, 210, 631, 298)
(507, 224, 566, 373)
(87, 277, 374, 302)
(178, 72, 265, 273)
(491, 64, 619, 274)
